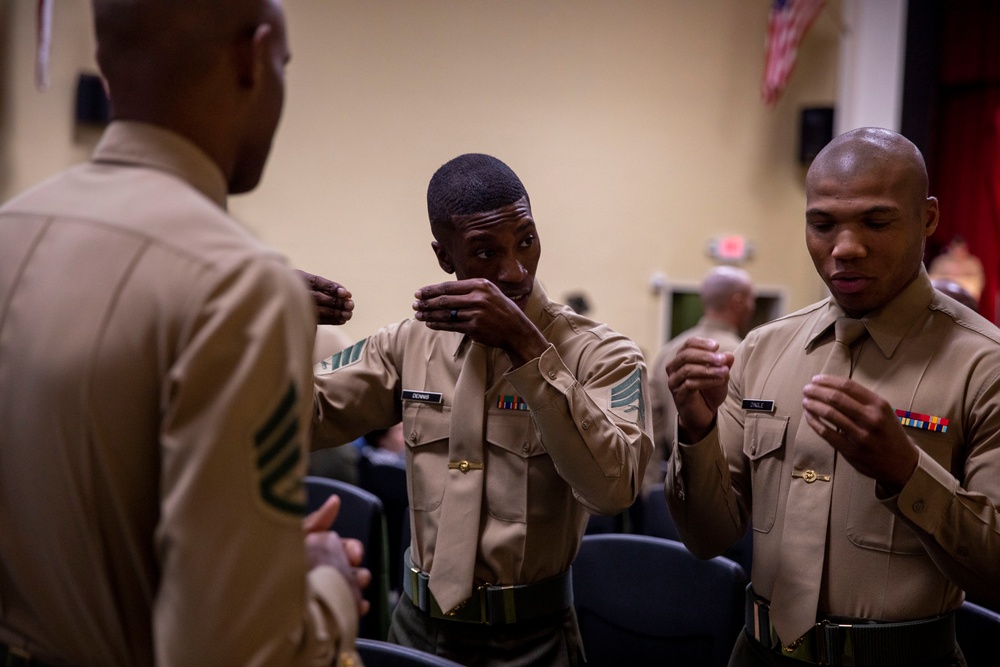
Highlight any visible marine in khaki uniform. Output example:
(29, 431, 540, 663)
(665, 128, 1000, 666)
(645, 266, 754, 494)
(313, 153, 653, 667)
(0, 1, 362, 665)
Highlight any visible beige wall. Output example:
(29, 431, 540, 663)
(0, 0, 840, 356)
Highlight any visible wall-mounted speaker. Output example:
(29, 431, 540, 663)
(75, 73, 111, 126)
(799, 106, 834, 165)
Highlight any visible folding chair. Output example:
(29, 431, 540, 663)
(956, 600, 1000, 667)
(572, 533, 747, 667)
(354, 639, 464, 666)
(640, 482, 753, 576)
(305, 475, 391, 640)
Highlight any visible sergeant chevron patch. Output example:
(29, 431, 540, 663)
(610, 368, 645, 424)
(316, 338, 367, 375)
(255, 382, 306, 515)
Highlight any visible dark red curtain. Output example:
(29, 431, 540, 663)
(926, 1, 1000, 323)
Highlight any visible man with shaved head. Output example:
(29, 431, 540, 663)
(645, 266, 755, 494)
(665, 128, 1000, 666)
(0, 1, 361, 664)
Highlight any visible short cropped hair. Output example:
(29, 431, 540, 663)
(427, 154, 529, 239)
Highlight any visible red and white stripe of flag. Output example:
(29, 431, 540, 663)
(761, 0, 826, 106)
(36, 0, 54, 90)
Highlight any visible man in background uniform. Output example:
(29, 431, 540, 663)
(0, 1, 362, 664)
(665, 128, 1000, 666)
(313, 153, 652, 666)
(645, 266, 754, 494)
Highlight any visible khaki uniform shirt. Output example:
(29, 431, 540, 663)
(665, 271, 1000, 621)
(645, 316, 742, 493)
(314, 284, 652, 586)
(0, 122, 357, 666)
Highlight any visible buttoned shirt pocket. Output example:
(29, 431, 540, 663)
(484, 410, 551, 523)
(846, 428, 955, 555)
(743, 413, 789, 533)
(403, 403, 450, 512)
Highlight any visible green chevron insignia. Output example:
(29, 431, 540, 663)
(254, 382, 306, 515)
(318, 338, 367, 373)
(610, 368, 645, 424)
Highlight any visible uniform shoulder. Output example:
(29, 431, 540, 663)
(930, 293, 1000, 347)
(10, 161, 280, 274)
(540, 300, 647, 375)
(544, 299, 636, 345)
(743, 299, 828, 342)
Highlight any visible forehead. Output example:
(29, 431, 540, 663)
(450, 198, 535, 237)
(806, 161, 914, 214)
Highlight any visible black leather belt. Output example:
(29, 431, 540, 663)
(745, 585, 957, 665)
(403, 549, 573, 625)
(0, 642, 55, 667)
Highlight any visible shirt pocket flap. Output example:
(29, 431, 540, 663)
(743, 414, 789, 460)
(485, 410, 539, 457)
(404, 404, 451, 449)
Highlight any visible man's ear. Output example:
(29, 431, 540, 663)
(235, 22, 273, 88)
(923, 196, 940, 238)
(431, 241, 454, 274)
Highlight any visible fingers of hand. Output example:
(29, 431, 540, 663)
(411, 293, 457, 322)
(343, 537, 365, 567)
(356, 566, 372, 591)
(414, 280, 466, 302)
(802, 382, 885, 447)
(302, 495, 340, 534)
(802, 377, 871, 428)
(317, 309, 354, 326)
(802, 408, 844, 444)
(667, 356, 730, 394)
(682, 336, 722, 353)
(316, 294, 354, 310)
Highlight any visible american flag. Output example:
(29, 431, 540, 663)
(761, 0, 826, 106)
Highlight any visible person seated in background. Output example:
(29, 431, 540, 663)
(665, 128, 1000, 666)
(0, 1, 364, 664)
(931, 277, 980, 313)
(645, 265, 755, 495)
(927, 235, 984, 304)
(310, 152, 652, 666)
(360, 423, 407, 466)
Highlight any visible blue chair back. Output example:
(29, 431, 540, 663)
(305, 475, 391, 640)
(957, 600, 1000, 667)
(355, 639, 464, 667)
(640, 483, 754, 576)
(572, 533, 747, 667)
(357, 449, 409, 594)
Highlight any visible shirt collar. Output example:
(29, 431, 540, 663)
(91, 121, 229, 210)
(804, 267, 934, 358)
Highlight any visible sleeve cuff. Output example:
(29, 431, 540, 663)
(505, 343, 566, 407)
(668, 426, 723, 501)
(308, 565, 360, 657)
(884, 448, 959, 534)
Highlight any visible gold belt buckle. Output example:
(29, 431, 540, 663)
(780, 632, 818, 663)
